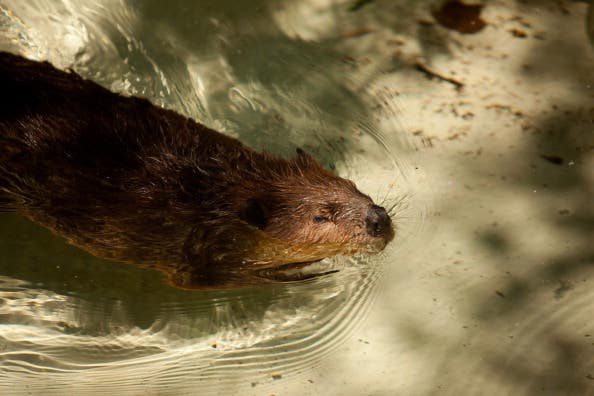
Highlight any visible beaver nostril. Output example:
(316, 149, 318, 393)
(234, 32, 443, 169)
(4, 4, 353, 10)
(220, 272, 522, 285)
(366, 205, 392, 238)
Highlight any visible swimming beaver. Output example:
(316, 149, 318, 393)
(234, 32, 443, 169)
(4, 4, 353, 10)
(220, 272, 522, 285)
(0, 51, 394, 289)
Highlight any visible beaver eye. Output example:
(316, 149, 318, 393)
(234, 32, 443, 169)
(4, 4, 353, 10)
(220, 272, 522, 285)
(240, 198, 267, 229)
(313, 216, 329, 224)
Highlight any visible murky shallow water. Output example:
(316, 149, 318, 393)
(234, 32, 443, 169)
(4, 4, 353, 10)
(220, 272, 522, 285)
(0, 1, 426, 393)
(5, 1, 592, 395)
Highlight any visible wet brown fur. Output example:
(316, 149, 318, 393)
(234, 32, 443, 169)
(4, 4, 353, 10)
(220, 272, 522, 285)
(0, 51, 393, 289)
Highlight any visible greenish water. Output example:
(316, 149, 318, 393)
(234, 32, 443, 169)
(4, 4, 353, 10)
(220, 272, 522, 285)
(2, 1, 593, 395)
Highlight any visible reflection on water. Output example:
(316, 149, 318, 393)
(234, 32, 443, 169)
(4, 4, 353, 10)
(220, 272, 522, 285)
(0, 0, 423, 393)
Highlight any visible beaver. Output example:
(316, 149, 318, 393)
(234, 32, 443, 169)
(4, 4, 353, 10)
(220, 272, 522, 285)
(0, 51, 394, 289)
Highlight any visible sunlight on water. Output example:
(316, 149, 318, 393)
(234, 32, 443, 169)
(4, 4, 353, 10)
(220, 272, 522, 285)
(0, 0, 427, 393)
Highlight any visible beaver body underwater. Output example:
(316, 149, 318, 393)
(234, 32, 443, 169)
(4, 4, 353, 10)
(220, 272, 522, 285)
(0, 51, 393, 289)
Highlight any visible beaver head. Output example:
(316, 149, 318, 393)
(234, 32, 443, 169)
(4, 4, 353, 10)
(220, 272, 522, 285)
(236, 149, 394, 265)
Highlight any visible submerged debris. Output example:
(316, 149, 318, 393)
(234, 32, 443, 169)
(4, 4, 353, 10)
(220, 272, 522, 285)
(414, 61, 465, 90)
(432, 0, 486, 34)
(540, 154, 564, 165)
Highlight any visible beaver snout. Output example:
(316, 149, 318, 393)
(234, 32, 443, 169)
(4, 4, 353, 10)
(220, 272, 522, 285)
(366, 205, 393, 241)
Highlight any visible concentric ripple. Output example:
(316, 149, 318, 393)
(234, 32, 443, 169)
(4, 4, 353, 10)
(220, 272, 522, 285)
(0, 1, 426, 394)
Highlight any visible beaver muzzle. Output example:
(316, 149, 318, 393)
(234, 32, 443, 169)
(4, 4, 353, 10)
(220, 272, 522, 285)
(366, 204, 394, 243)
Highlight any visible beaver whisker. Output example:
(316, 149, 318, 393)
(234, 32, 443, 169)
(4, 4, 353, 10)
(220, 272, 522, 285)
(386, 202, 400, 217)
(383, 193, 410, 217)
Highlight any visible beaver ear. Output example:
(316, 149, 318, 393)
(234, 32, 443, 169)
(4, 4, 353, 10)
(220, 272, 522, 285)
(296, 147, 311, 159)
(295, 147, 320, 169)
(240, 198, 268, 230)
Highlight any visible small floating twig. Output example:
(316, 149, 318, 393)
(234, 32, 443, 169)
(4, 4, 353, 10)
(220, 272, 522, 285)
(414, 61, 465, 90)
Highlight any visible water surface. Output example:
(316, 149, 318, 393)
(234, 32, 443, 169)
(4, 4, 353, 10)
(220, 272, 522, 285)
(0, 1, 424, 394)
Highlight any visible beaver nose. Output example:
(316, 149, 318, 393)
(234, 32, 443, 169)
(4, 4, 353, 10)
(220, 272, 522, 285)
(366, 205, 392, 238)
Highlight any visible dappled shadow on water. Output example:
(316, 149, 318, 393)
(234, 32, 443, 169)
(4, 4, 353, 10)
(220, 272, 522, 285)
(398, 1, 594, 393)
(136, 1, 594, 393)
(299, 0, 594, 395)
(2, 0, 593, 394)
(74, 0, 376, 166)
